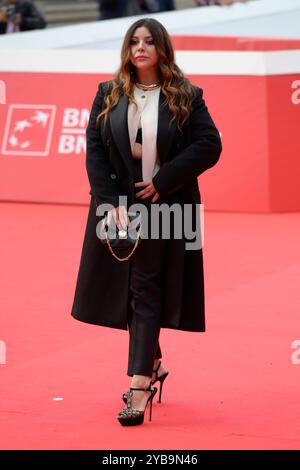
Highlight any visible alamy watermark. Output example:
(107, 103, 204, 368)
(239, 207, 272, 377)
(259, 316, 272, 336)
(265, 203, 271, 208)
(0, 80, 6, 105)
(291, 339, 300, 365)
(0, 340, 6, 365)
(95, 196, 204, 250)
(291, 80, 300, 105)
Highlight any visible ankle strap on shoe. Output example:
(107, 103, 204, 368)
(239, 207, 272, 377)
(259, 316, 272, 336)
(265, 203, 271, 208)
(130, 384, 152, 392)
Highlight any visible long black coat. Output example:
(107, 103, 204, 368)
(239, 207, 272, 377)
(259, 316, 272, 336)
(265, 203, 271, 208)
(70, 80, 222, 332)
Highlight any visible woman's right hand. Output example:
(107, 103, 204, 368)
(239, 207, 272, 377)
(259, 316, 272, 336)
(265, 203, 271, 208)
(107, 205, 129, 230)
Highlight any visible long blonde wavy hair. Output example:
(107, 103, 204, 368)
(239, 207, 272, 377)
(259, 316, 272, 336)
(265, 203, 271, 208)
(97, 18, 196, 131)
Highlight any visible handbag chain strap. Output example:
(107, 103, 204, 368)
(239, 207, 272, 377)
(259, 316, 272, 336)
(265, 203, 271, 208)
(103, 224, 142, 262)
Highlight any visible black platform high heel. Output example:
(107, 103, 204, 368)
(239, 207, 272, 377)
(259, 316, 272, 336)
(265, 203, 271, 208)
(117, 384, 157, 426)
(151, 360, 169, 403)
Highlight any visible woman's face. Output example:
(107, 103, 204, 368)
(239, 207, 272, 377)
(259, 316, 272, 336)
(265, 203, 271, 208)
(130, 26, 159, 72)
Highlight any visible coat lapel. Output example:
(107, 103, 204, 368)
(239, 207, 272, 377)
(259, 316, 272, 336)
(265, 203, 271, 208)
(109, 89, 177, 174)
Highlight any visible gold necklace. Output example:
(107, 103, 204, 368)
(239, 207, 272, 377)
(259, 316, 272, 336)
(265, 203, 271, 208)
(136, 82, 160, 91)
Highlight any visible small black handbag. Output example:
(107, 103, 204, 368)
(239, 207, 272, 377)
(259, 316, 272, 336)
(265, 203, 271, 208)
(99, 211, 142, 262)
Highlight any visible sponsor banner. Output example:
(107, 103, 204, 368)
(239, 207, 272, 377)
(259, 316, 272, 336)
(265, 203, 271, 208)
(0, 73, 110, 204)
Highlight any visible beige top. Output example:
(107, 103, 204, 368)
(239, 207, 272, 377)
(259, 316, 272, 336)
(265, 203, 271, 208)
(127, 85, 161, 182)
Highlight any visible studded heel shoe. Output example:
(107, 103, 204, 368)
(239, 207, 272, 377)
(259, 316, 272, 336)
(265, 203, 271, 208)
(117, 383, 158, 426)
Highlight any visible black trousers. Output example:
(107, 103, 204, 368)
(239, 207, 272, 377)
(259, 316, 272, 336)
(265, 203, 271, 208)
(127, 159, 166, 377)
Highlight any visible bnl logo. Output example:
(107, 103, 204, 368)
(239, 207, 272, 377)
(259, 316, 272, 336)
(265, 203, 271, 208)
(0, 80, 6, 105)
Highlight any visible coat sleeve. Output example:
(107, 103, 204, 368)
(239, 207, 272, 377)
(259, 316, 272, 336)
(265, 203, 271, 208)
(152, 87, 222, 196)
(86, 82, 120, 208)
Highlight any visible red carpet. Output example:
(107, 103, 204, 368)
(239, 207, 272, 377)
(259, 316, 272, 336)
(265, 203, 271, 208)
(1, 202, 300, 450)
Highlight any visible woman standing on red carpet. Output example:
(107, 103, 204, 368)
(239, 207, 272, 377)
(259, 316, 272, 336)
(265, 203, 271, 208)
(70, 17, 222, 426)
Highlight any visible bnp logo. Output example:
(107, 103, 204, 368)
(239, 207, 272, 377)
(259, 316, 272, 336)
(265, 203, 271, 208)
(1, 104, 56, 156)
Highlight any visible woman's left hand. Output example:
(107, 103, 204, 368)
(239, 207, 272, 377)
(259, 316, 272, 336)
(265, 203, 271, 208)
(134, 181, 160, 203)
